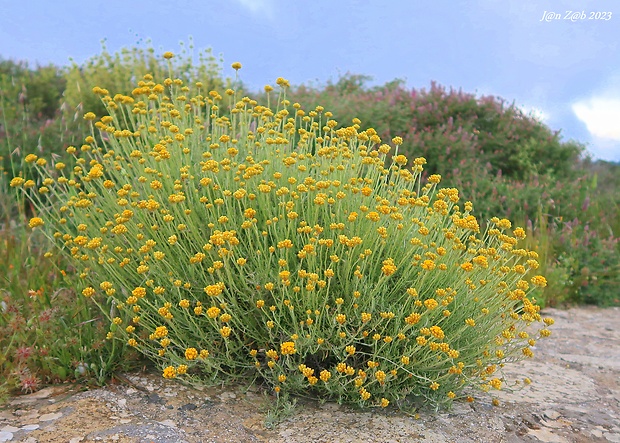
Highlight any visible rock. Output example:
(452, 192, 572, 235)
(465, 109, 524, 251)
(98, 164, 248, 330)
(39, 412, 63, 421)
(0, 431, 13, 443)
(10, 387, 68, 406)
(20, 424, 39, 431)
(587, 413, 616, 427)
(539, 419, 565, 429)
(179, 403, 197, 411)
(605, 433, 620, 443)
(520, 412, 541, 430)
(146, 393, 164, 404)
(24, 387, 56, 399)
(217, 391, 236, 402)
(590, 428, 603, 438)
(527, 427, 569, 443)
(159, 419, 177, 427)
(0, 427, 18, 433)
(19, 412, 40, 422)
(543, 410, 561, 420)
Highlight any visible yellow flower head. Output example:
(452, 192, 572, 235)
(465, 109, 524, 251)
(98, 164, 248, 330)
(28, 217, 44, 228)
(393, 154, 408, 166)
(319, 369, 331, 382)
(220, 326, 232, 338)
(276, 77, 290, 88)
(281, 341, 296, 355)
(381, 258, 397, 276)
(531, 275, 547, 288)
(153, 326, 168, 338)
(162, 366, 176, 378)
(204, 282, 226, 296)
(82, 287, 95, 297)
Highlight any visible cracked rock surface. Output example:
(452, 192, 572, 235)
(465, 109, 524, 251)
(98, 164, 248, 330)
(1, 306, 619, 443)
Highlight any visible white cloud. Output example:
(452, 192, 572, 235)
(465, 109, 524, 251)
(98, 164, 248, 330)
(234, 0, 276, 17)
(572, 90, 620, 161)
(572, 97, 620, 141)
(519, 104, 550, 123)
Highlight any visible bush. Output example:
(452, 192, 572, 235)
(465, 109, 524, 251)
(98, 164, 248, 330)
(0, 58, 65, 120)
(19, 60, 553, 411)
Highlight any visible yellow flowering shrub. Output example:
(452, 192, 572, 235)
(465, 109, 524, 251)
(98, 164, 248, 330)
(21, 59, 552, 410)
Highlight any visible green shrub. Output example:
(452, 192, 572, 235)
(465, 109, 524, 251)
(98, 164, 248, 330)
(0, 58, 65, 120)
(551, 222, 620, 307)
(19, 59, 553, 411)
(511, 168, 620, 307)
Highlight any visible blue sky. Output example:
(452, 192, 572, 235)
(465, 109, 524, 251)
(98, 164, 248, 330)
(1, 0, 619, 161)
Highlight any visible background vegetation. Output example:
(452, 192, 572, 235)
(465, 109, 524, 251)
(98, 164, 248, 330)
(283, 75, 619, 307)
(1, 42, 618, 401)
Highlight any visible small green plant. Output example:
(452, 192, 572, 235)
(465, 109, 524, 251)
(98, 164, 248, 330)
(19, 56, 552, 411)
(0, 170, 134, 399)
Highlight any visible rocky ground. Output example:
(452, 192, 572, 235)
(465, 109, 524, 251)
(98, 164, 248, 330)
(1, 306, 619, 443)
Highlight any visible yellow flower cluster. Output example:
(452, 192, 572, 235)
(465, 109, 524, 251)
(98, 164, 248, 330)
(280, 341, 296, 355)
(20, 69, 553, 411)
